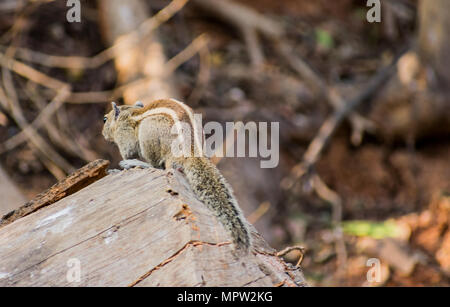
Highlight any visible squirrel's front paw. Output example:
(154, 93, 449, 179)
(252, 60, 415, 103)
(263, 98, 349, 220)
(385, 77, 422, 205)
(119, 159, 151, 170)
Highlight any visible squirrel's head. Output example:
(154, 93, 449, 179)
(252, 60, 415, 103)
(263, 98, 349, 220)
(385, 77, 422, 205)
(102, 101, 144, 142)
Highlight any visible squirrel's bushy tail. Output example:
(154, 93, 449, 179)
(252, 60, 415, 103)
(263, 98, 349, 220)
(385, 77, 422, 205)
(180, 157, 251, 251)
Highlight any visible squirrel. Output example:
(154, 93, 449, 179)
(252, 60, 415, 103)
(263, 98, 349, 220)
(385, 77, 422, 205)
(102, 99, 251, 253)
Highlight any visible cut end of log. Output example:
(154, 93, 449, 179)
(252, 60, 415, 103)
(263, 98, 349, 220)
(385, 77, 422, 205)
(0, 162, 307, 287)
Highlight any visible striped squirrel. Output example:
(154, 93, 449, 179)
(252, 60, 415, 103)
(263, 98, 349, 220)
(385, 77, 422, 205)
(102, 99, 251, 252)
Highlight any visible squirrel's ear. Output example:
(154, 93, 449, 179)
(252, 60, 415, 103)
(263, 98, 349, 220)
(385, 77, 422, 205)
(134, 101, 144, 108)
(111, 102, 120, 120)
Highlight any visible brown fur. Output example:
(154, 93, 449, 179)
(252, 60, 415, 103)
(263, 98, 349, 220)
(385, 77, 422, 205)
(131, 99, 191, 124)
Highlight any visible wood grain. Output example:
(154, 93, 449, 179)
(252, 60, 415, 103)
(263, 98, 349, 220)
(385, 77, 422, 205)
(0, 167, 307, 286)
(0, 159, 109, 230)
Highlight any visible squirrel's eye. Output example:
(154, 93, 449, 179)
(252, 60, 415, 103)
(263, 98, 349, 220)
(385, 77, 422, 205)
(103, 116, 108, 123)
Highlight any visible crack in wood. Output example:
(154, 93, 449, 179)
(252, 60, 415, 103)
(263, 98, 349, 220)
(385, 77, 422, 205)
(128, 240, 232, 287)
(252, 248, 304, 287)
(241, 274, 268, 287)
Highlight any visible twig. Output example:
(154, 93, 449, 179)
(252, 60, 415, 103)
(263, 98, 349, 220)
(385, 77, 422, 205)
(293, 51, 404, 179)
(1, 33, 207, 153)
(29, 147, 67, 181)
(241, 25, 264, 69)
(192, 0, 283, 39)
(0, 52, 67, 90)
(115, 32, 207, 103)
(65, 90, 114, 104)
(312, 174, 342, 223)
(284, 53, 404, 276)
(192, 0, 281, 69)
(0, 6, 75, 179)
(312, 174, 347, 270)
(59, 34, 209, 105)
(0, 0, 39, 44)
(0, 85, 71, 155)
(23, 83, 97, 161)
(0, 73, 72, 179)
(275, 42, 376, 145)
(0, 0, 190, 70)
(23, 83, 77, 153)
(276, 246, 306, 267)
(164, 34, 209, 74)
(0, 45, 98, 70)
(247, 201, 271, 225)
(0, 0, 25, 12)
(192, 0, 374, 144)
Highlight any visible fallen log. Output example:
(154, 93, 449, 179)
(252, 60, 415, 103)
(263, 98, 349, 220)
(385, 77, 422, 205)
(0, 162, 307, 287)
